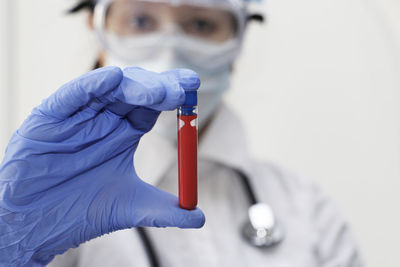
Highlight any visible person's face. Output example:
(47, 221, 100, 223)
(90, 0, 243, 73)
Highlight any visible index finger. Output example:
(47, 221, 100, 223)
(35, 66, 123, 120)
(102, 67, 200, 116)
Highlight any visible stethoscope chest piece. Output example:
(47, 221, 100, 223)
(242, 203, 284, 248)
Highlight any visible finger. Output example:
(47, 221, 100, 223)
(35, 67, 123, 120)
(68, 68, 200, 132)
(103, 68, 200, 114)
(103, 67, 169, 113)
(89, 67, 168, 118)
(125, 107, 161, 133)
(149, 68, 200, 111)
(161, 68, 201, 92)
(130, 181, 205, 229)
(106, 68, 200, 133)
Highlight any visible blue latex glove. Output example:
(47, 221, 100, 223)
(0, 66, 205, 266)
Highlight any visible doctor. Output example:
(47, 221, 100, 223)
(0, 0, 363, 266)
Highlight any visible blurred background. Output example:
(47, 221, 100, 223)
(0, 0, 399, 266)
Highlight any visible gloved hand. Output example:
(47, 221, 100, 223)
(0, 66, 205, 266)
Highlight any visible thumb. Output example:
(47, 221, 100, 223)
(130, 181, 205, 229)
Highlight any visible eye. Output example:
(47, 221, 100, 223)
(129, 14, 157, 32)
(186, 18, 217, 36)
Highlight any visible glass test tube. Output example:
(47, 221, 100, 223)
(177, 90, 198, 210)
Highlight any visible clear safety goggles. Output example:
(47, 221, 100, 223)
(93, 0, 247, 72)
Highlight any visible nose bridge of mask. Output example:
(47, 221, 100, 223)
(135, 47, 181, 73)
(126, 25, 187, 73)
(105, 26, 177, 65)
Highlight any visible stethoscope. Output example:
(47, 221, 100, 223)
(235, 169, 285, 248)
(135, 169, 285, 267)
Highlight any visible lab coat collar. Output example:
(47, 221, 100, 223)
(198, 103, 254, 175)
(134, 102, 255, 186)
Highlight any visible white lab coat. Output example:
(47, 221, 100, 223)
(49, 103, 363, 267)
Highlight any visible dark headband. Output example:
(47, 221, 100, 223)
(68, 0, 95, 13)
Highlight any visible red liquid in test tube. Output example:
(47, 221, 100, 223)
(177, 91, 198, 210)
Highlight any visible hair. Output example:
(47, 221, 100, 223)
(69, 0, 96, 13)
(68, 0, 264, 22)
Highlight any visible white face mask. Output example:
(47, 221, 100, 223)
(104, 33, 233, 140)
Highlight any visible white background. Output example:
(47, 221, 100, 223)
(1, 0, 399, 266)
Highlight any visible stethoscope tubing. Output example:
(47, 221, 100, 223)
(134, 168, 280, 267)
